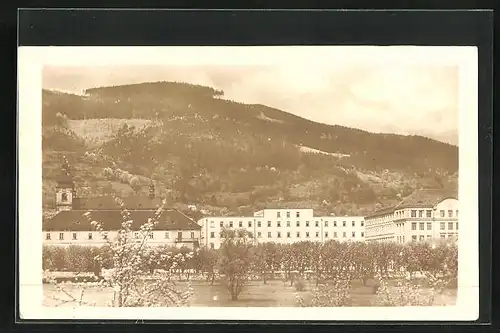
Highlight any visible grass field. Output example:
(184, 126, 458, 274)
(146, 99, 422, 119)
(43, 279, 457, 307)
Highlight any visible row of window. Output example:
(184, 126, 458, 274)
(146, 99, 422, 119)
(410, 222, 459, 231)
(209, 220, 364, 228)
(45, 231, 196, 241)
(276, 211, 301, 218)
(209, 230, 365, 239)
(411, 234, 457, 241)
(409, 209, 458, 218)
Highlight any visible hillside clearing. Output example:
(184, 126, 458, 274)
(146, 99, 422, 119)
(67, 118, 152, 146)
(297, 145, 351, 158)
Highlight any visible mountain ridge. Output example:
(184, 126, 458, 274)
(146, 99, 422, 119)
(41, 81, 458, 216)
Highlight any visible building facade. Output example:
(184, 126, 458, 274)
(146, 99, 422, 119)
(43, 168, 201, 249)
(364, 189, 459, 243)
(198, 208, 365, 249)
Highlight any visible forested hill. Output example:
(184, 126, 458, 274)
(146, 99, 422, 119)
(42, 81, 458, 216)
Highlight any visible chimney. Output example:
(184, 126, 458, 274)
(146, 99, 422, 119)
(149, 183, 155, 199)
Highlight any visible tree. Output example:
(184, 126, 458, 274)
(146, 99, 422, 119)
(84, 197, 193, 307)
(218, 228, 254, 301)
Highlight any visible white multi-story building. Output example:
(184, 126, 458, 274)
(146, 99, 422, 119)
(364, 189, 459, 243)
(43, 169, 201, 249)
(198, 208, 365, 249)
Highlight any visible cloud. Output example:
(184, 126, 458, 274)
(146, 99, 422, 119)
(43, 64, 458, 145)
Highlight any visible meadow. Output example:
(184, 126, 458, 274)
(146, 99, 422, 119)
(43, 278, 457, 307)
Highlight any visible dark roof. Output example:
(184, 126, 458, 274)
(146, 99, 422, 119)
(394, 189, 457, 209)
(43, 209, 201, 231)
(56, 172, 74, 188)
(73, 196, 164, 210)
(365, 189, 458, 218)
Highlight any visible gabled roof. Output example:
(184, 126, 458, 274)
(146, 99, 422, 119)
(365, 189, 458, 218)
(73, 196, 164, 210)
(43, 209, 201, 231)
(394, 189, 457, 209)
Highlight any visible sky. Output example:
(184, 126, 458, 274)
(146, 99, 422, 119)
(43, 64, 459, 146)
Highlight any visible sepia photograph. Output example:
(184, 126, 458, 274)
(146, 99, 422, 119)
(17, 46, 479, 321)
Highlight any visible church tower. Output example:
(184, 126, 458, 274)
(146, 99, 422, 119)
(55, 156, 75, 212)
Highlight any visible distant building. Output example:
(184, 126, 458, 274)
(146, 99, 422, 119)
(198, 208, 365, 249)
(43, 165, 201, 249)
(364, 189, 459, 244)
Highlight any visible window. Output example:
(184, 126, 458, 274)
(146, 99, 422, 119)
(361, 232, 364, 237)
(419, 235, 425, 241)
(440, 222, 445, 230)
(210, 232, 215, 238)
(257, 232, 262, 238)
(165, 232, 170, 239)
(296, 221, 300, 227)
(456, 210, 459, 217)
(286, 211, 290, 218)
(59, 233, 64, 240)
(88, 233, 93, 240)
(334, 221, 337, 227)
(102, 233, 108, 240)
(448, 210, 453, 218)
(210, 221, 215, 228)
(134, 232, 139, 239)
(45, 233, 51, 240)
(229, 221, 233, 227)
(352, 221, 355, 227)
(440, 210, 445, 217)
(268, 221, 272, 227)
(277, 221, 281, 227)
(412, 235, 417, 241)
(268, 232, 272, 238)
(448, 222, 454, 230)
(334, 232, 338, 238)
(306, 232, 310, 238)
(287, 232, 291, 238)
(418, 210, 424, 218)
(239, 221, 243, 227)
(296, 212, 300, 218)
(411, 210, 417, 217)
(296, 232, 300, 238)
(315, 232, 319, 238)
(440, 234, 446, 239)
(61, 192, 68, 202)
(426, 222, 432, 230)
(325, 232, 329, 238)
(427, 235, 432, 239)
(149, 232, 154, 239)
(456, 222, 459, 230)
(324, 221, 328, 227)
(257, 221, 261, 227)
(361, 221, 364, 227)
(419, 222, 424, 230)
(210, 243, 214, 249)
(277, 232, 281, 238)
(306, 221, 310, 227)
(315, 221, 319, 227)
(248, 221, 252, 227)
(277, 212, 281, 218)
(343, 232, 346, 238)
(342, 221, 346, 227)
(352, 232, 356, 238)
(220, 221, 224, 227)
(426, 210, 432, 218)
(411, 222, 417, 230)
(286, 221, 290, 227)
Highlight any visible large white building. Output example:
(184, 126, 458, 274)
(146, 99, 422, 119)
(43, 168, 202, 249)
(198, 208, 365, 249)
(364, 189, 459, 243)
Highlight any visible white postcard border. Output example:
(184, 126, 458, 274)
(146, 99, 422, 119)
(18, 46, 479, 321)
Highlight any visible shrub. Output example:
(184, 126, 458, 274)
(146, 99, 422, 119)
(294, 279, 306, 291)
